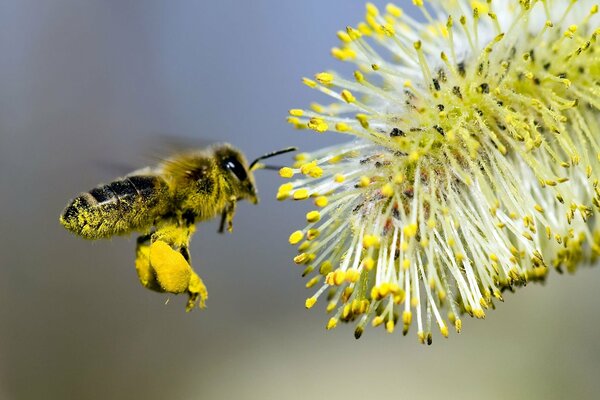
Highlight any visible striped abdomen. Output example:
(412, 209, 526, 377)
(60, 175, 170, 239)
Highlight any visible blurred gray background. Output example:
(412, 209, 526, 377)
(1, 1, 599, 399)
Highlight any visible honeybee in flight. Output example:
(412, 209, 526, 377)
(60, 144, 295, 311)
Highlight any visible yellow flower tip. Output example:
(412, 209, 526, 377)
(345, 268, 360, 283)
(358, 175, 371, 187)
(327, 317, 338, 330)
(473, 308, 486, 319)
(306, 210, 321, 223)
(455, 319, 462, 333)
(307, 117, 328, 133)
(341, 89, 356, 103)
(336, 30, 352, 43)
(366, 2, 379, 16)
(412, 0, 424, 6)
(334, 173, 346, 183)
(307, 228, 320, 240)
(332, 269, 346, 286)
(354, 70, 365, 83)
(314, 195, 329, 208)
(293, 188, 310, 200)
(288, 230, 304, 245)
(305, 297, 317, 309)
(288, 109, 304, 117)
(381, 183, 394, 197)
(402, 310, 412, 325)
(380, 24, 395, 36)
(355, 113, 369, 128)
(385, 320, 395, 333)
(386, 4, 402, 18)
(279, 167, 294, 178)
(362, 257, 375, 271)
(440, 324, 449, 338)
(315, 72, 334, 85)
(362, 234, 380, 248)
(335, 122, 351, 132)
(302, 77, 317, 88)
(403, 223, 418, 237)
(371, 63, 380, 71)
(372, 316, 384, 327)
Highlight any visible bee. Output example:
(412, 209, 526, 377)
(60, 144, 295, 311)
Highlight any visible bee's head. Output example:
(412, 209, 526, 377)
(214, 145, 259, 204)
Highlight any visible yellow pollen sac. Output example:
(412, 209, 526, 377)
(366, 2, 379, 16)
(149, 241, 192, 294)
(288, 230, 304, 245)
(279, 167, 294, 178)
(386, 320, 395, 333)
(293, 189, 310, 200)
(341, 89, 356, 103)
(358, 176, 371, 187)
(307, 117, 328, 133)
(403, 223, 418, 237)
(372, 316, 384, 327)
(305, 297, 317, 309)
(288, 109, 304, 117)
(363, 234, 380, 248)
(380, 24, 395, 36)
(336, 30, 352, 43)
(440, 324, 449, 338)
(327, 317, 338, 330)
(381, 183, 394, 197)
(345, 268, 360, 283)
(335, 122, 351, 132)
(386, 4, 402, 17)
(315, 72, 334, 85)
(315, 196, 329, 208)
(354, 70, 365, 83)
(334, 174, 346, 183)
(306, 210, 321, 223)
(402, 259, 410, 270)
(362, 257, 375, 270)
(356, 114, 369, 129)
(332, 269, 346, 286)
(307, 229, 320, 240)
(302, 77, 317, 88)
(402, 310, 412, 325)
(319, 261, 333, 275)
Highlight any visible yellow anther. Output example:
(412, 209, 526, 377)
(366, 2, 379, 15)
(341, 89, 355, 103)
(294, 253, 310, 264)
(386, 320, 395, 333)
(403, 223, 418, 237)
(401, 240, 409, 251)
(358, 175, 371, 187)
(455, 319, 462, 333)
(319, 261, 333, 275)
(379, 283, 391, 297)
(356, 113, 369, 128)
(371, 63, 380, 71)
(336, 30, 352, 43)
(427, 219, 436, 229)
(381, 24, 395, 36)
(346, 26, 362, 40)
(293, 189, 310, 200)
(288, 230, 304, 245)
(333, 269, 346, 286)
(307, 229, 320, 240)
(334, 174, 346, 183)
(326, 317, 338, 330)
(302, 77, 317, 88)
(372, 316, 384, 327)
(440, 324, 449, 338)
(489, 253, 499, 262)
(335, 122, 351, 132)
(315, 72, 334, 85)
(315, 196, 329, 208)
(298, 241, 310, 252)
(307, 117, 328, 133)
(288, 109, 304, 117)
(393, 173, 404, 184)
(354, 70, 365, 83)
(386, 4, 403, 17)
(402, 259, 410, 269)
(363, 234, 380, 248)
(413, 0, 424, 6)
(306, 210, 321, 223)
(534, 204, 545, 214)
(381, 183, 394, 197)
(362, 257, 375, 270)
(305, 297, 317, 309)
(345, 268, 360, 283)
(279, 167, 294, 178)
(402, 310, 412, 325)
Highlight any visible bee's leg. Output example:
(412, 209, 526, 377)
(224, 196, 237, 233)
(218, 210, 227, 234)
(148, 225, 208, 310)
(135, 234, 163, 293)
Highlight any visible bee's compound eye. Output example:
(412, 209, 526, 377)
(223, 157, 248, 182)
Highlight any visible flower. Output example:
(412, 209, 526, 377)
(280, 0, 600, 342)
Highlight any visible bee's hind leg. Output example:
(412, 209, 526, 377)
(135, 233, 163, 293)
(144, 226, 208, 311)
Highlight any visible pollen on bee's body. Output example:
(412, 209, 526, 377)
(281, 0, 600, 341)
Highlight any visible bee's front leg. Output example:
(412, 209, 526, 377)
(225, 196, 237, 233)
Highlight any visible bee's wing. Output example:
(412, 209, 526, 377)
(144, 134, 219, 163)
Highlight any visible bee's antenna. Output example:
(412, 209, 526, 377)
(249, 147, 297, 171)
